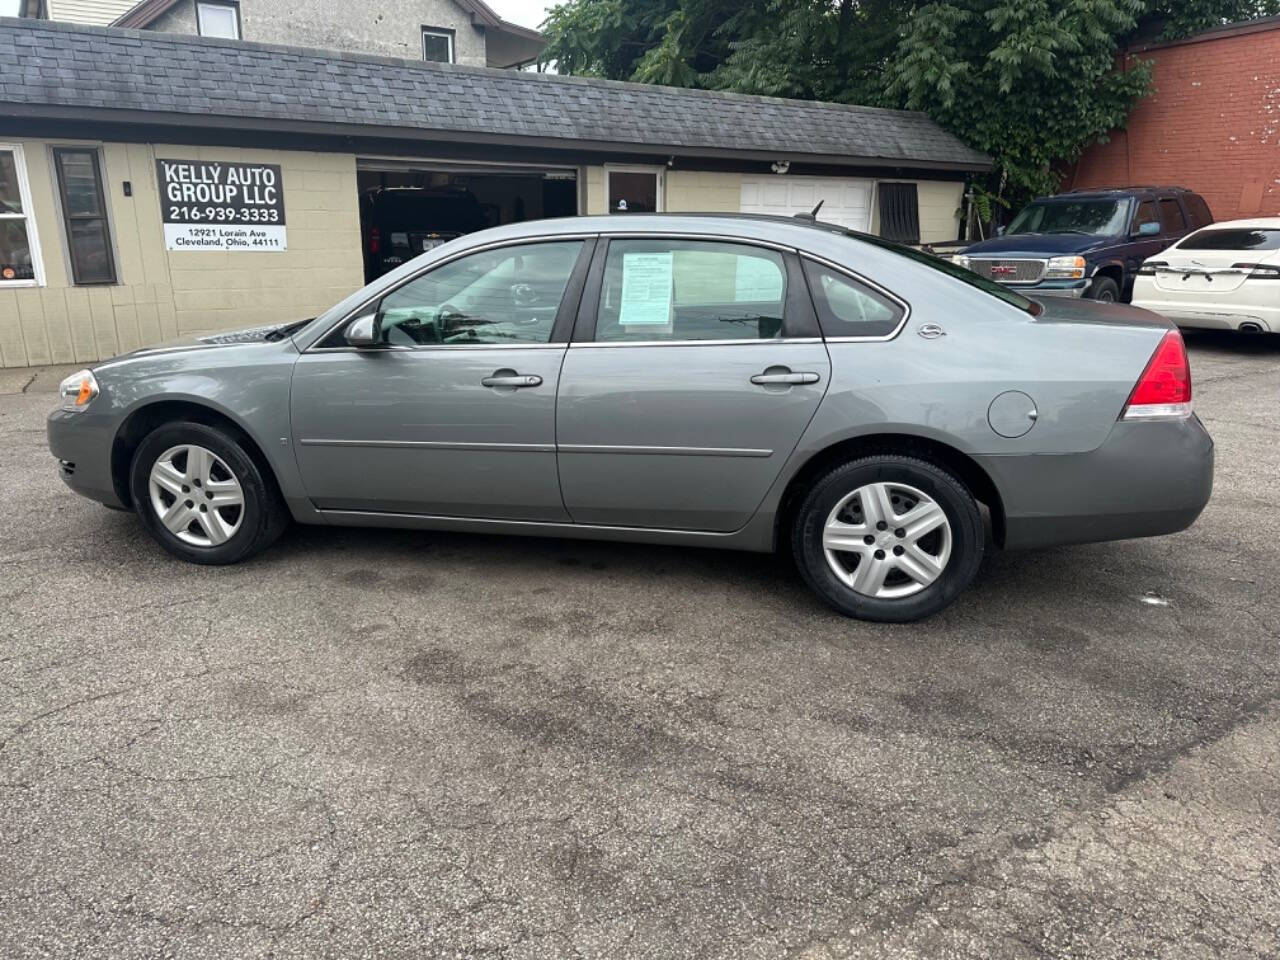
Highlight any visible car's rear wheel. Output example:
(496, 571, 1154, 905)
(129, 421, 287, 564)
(791, 455, 984, 622)
(1087, 275, 1120, 302)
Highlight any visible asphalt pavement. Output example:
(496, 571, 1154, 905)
(1, 332, 1277, 959)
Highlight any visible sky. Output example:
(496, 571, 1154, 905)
(0, 1, 558, 26)
(485, 0, 558, 30)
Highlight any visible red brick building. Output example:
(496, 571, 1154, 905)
(1067, 16, 1280, 222)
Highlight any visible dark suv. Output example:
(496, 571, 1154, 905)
(956, 187, 1213, 302)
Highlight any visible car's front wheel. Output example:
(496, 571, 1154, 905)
(791, 455, 984, 622)
(129, 421, 287, 564)
(1087, 275, 1120, 302)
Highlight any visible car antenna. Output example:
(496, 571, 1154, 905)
(793, 199, 824, 222)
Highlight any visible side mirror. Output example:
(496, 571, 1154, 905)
(345, 313, 380, 348)
(1135, 221, 1160, 237)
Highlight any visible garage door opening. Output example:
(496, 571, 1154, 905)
(357, 162, 578, 282)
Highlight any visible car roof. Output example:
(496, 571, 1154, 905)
(1047, 186, 1199, 200)
(467, 211, 876, 244)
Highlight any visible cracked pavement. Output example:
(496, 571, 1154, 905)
(1, 333, 1278, 959)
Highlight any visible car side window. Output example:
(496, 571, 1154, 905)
(363, 240, 583, 347)
(593, 239, 787, 342)
(1158, 199, 1187, 234)
(802, 260, 905, 339)
(1133, 200, 1159, 233)
(1186, 195, 1213, 229)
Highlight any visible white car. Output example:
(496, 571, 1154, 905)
(1132, 217, 1280, 333)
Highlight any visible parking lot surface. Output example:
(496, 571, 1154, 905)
(1, 333, 1278, 959)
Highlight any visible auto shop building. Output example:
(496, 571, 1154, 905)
(0, 17, 991, 368)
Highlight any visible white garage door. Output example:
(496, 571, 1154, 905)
(739, 176, 873, 231)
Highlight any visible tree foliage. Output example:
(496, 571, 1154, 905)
(541, 0, 1279, 215)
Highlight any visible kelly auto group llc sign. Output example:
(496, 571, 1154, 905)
(157, 159, 287, 251)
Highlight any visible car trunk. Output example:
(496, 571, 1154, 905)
(1153, 247, 1260, 295)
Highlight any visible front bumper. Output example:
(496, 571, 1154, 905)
(47, 407, 126, 509)
(1015, 278, 1090, 299)
(978, 415, 1214, 550)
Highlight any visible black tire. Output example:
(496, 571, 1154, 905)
(129, 420, 288, 565)
(1087, 275, 1120, 302)
(791, 455, 984, 622)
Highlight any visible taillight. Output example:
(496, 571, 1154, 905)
(1230, 262, 1280, 279)
(1122, 329, 1192, 420)
(1136, 260, 1166, 277)
(369, 227, 380, 255)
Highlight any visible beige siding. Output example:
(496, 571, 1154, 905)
(0, 139, 364, 367)
(583, 167, 743, 216)
(46, 0, 135, 24)
(665, 170, 741, 212)
(584, 167, 606, 215)
(584, 166, 963, 242)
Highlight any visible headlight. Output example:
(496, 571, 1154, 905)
(58, 369, 99, 411)
(1046, 255, 1087, 279)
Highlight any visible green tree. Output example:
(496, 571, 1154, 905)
(886, 0, 1152, 204)
(541, 0, 1279, 218)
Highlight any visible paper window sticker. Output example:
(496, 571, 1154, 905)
(618, 251, 675, 325)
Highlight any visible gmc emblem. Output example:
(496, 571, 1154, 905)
(990, 265, 1018, 278)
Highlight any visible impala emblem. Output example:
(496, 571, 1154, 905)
(918, 323, 946, 339)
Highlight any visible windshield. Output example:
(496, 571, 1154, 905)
(853, 233, 1038, 314)
(1006, 199, 1130, 237)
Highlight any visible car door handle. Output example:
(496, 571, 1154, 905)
(750, 371, 820, 385)
(482, 373, 543, 388)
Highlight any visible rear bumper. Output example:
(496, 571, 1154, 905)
(1129, 300, 1277, 332)
(978, 415, 1214, 550)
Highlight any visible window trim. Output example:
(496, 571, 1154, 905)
(51, 146, 117, 286)
(799, 253, 911, 343)
(196, 0, 241, 39)
(0, 142, 45, 289)
(604, 164, 665, 214)
(421, 26, 456, 63)
(570, 234, 822, 346)
(1131, 198, 1159, 234)
(309, 235, 597, 351)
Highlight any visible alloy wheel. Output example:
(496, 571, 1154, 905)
(147, 444, 245, 547)
(822, 481, 952, 599)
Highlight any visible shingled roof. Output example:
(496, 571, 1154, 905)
(0, 18, 991, 171)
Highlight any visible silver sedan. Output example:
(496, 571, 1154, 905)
(47, 214, 1213, 621)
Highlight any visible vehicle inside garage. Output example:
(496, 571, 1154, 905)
(356, 161, 578, 281)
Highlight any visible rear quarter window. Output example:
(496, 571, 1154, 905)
(1158, 199, 1188, 234)
(803, 260, 904, 338)
(1178, 228, 1280, 251)
(1185, 195, 1214, 229)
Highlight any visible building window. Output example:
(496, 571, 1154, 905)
(606, 166, 663, 213)
(52, 148, 116, 285)
(877, 182, 920, 244)
(0, 144, 43, 286)
(422, 28, 455, 63)
(197, 1, 241, 39)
